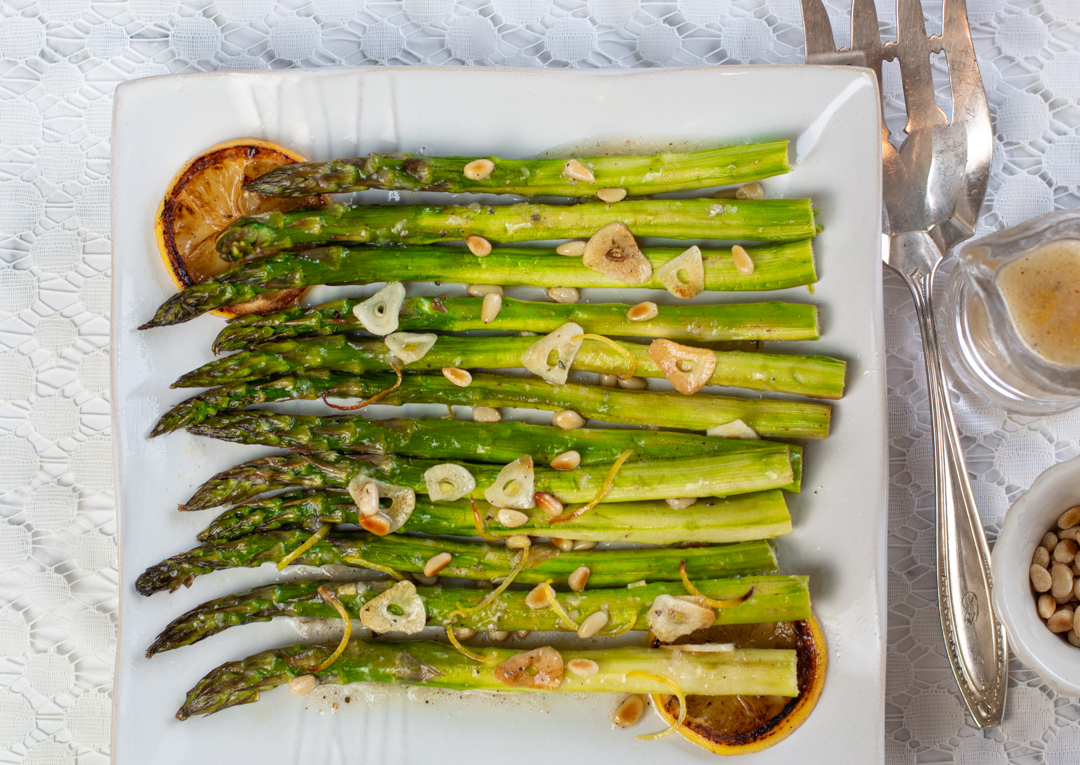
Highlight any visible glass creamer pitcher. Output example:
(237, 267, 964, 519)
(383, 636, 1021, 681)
(938, 209, 1080, 415)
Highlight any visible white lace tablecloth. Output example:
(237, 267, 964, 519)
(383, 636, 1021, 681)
(0, 1, 1077, 762)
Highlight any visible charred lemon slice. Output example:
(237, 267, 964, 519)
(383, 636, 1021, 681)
(650, 615, 827, 754)
(155, 139, 326, 317)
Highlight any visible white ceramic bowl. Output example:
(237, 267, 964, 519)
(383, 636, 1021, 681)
(992, 455, 1080, 695)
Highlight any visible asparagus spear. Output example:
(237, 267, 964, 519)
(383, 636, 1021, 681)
(244, 142, 792, 197)
(173, 334, 846, 399)
(135, 530, 778, 595)
(199, 488, 792, 544)
(216, 199, 817, 260)
(181, 449, 794, 512)
(152, 370, 833, 439)
(150, 575, 809, 655)
(212, 296, 821, 352)
(177, 640, 797, 718)
(141, 241, 817, 328)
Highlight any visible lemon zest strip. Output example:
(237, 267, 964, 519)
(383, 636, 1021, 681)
(446, 538, 531, 623)
(543, 583, 580, 630)
(322, 363, 402, 411)
(679, 560, 755, 609)
(277, 523, 332, 571)
(574, 333, 638, 380)
(445, 625, 498, 664)
(626, 671, 687, 740)
(551, 449, 634, 525)
(342, 555, 405, 581)
(599, 613, 638, 637)
(313, 586, 351, 671)
(470, 498, 504, 541)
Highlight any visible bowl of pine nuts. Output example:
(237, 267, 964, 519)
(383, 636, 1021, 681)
(993, 455, 1080, 695)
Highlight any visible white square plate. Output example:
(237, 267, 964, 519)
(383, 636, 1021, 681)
(112, 66, 886, 765)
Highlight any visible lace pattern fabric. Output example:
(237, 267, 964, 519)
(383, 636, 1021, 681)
(0, 0, 1077, 762)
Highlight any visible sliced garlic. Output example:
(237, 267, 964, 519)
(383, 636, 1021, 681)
(385, 332, 437, 365)
(484, 455, 536, 510)
(423, 463, 476, 502)
(655, 245, 704, 299)
(647, 339, 717, 396)
(706, 419, 760, 440)
(582, 222, 652, 285)
(664, 497, 697, 510)
(346, 475, 416, 533)
(520, 322, 585, 385)
(646, 594, 716, 642)
(494, 646, 564, 689)
(357, 580, 426, 634)
(353, 282, 406, 336)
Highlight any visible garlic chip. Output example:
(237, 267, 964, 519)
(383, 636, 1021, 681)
(655, 245, 704, 299)
(582, 222, 652, 285)
(647, 339, 717, 396)
(484, 455, 536, 510)
(423, 463, 477, 502)
(346, 475, 416, 534)
(357, 580, 427, 635)
(646, 594, 716, 642)
(520, 322, 584, 385)
(706, 419, 761, 440)
(385, 332, 437, 365)
(353, 282, 406, 336)
(494, 646, 564, 689)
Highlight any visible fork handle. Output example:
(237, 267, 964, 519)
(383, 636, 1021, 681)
(897, 257, 1008, 727)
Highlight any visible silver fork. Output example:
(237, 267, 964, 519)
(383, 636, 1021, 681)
(800, 0, 1007, 727)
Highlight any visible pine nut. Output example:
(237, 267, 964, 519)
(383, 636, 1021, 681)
(497, 508, 530, 528)
(1062, 527, 1080, 540)
(735, 182, 765, 200)
(463, 159, 495, 180)
(1042, 532, 1060, 552)
(360, 512, 392, 536)
(472, 406, 501, 423)
(288, 674, 317, 696)
(488, 630, 509, 642)
(1033, 546, 1051, 568)
(1049, 607, 1075, 633)
(732, 244, 755, 276)
(515, 630, 530, 638)
(626, 301, 658, 322)
(442, 367, 473, 387)
(1070, 630, 1080, 648)
(553, 409, 586, 430)
(599, 373, 618, 388)
(596, 187, 627, 203)
(1031, 564, 1052, 592)
(481, 293, 502, 324)
(547, 286, 580, 304)
(557, 240, 587, 256)
(1051, 563, 1074, 600)
(1038, 593, 1058, 619)
(1055, 539, 1079, 564)
(413, 573, 438, 586)
(1075, 609, 1080, 636)
(552, 537, 574, 551)
(1073, 560, 1080, 576)
(1061, 506, 1080, 529)
(466, 235, 492, 257)
(535, 491, 564, 517)
(665, 497, 697, 510)
(505, 534, 530, 549)
(576, 610, 609, 638)
(550, 451, 581, 471)
(563, 159, 595, 183)
(617, 376, 647, 390)
(1075, 579, 1080, 601)
(454, 627, 477, 640)
(466, 284, 503, 297)
(568, 566, 591, 592)
(567, 658, 599, 678)
(572, 540, 597, 551)
(526, 583, 550, 610)
(424, 551, 453, 577)
(613, 694, 647, 727)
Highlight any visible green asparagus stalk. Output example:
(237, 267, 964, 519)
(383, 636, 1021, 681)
(141, 241, 817, 328)
(149, 575, 809, 656)
(174, 334, 846, 399)
(152, 370, 832, 439)
(216, 199, 817, 260)
(187, 411, 802, 480)
(244, 142, 792, 198)
(199, 488, 792, 544)
(177, 640, 797, 718)
(181, 449, 794, 512)
(212, 296, 821, 352)
(135, 530, 778, 595)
